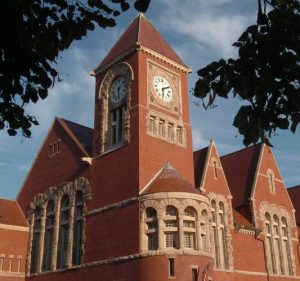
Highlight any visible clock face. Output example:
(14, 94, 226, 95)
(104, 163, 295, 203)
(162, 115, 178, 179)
(152, 75, 173, 102)
(110, 76, 127, 103)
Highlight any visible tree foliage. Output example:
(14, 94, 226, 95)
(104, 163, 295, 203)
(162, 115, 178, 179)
(0, 0, 143, 137)
(194, 0, 300, 146)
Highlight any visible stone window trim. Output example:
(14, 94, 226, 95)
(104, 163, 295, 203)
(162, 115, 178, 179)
(207, 193, 234, 271)
(97, 62, 134, 154)
(267, 169, 276, 194)
(146, 110, 187, 147)
(139, 195, 212, 256)
(26, 177, 91, 277)
(210, 157, 219, 179)
(259, 203, 296, 276)
(48, 139, 61, 157)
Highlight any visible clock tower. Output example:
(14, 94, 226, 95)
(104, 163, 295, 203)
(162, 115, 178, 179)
(91, 13, 195, 203)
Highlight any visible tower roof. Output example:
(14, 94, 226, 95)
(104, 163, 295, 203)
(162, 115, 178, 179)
(94, 13, 187, 73)
(141, 163, 200, 195)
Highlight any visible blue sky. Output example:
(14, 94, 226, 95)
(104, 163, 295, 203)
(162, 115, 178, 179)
(1, 0, 299, 199)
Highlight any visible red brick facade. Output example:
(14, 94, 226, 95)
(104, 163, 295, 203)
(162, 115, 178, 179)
(1, 14, 300, 281)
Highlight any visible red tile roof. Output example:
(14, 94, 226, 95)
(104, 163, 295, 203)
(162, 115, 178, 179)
(287, 185, 300, 226)
(57, 117, 93, 156)
(142, 163, 200, 195)
(0, 198, 28, 227)
(221, 143, 262, 208)
(96, 13, 186, 70)
(193, 147, 209, 188)
(233, 205, 252, 225)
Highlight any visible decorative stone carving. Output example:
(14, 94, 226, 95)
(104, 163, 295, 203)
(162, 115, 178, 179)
(26, 177, 91, 276)
(98, 62, 134, 154)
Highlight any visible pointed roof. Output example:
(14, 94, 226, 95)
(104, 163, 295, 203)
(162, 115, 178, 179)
(221, 143, 262, 208)
(142, 163, 200, 195)
(287, 185, 300, 225)
(0, 198, 28, 227)
(193, 146, 209, 188)
(56, 117, 93, 156)
(94, 13, 187, 72)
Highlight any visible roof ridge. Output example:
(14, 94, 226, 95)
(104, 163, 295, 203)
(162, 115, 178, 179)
(0, 196, 16, 201)
(287, 185, 300, 190)
(220, 143, 262, 159)
(56, 117, 93, 130)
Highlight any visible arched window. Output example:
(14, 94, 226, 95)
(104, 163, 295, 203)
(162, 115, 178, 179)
(219, 202, 228, 269)
(183, 207, 197, 249)
(211, 200, 220, 268)
(72, 191, 84, 266)
(30, 207, 41, 274)
(164, 206, 179, 249)
(281, 217, 293, 275)
(265, 213, 276, 274)
(211, 200, 229, 269)
(200, 210, 209, 251)
(42, 201, 54, 271)
(145, 208, 158, 250)
(57, 195, 70, 269)
(273, 215, 284, 275)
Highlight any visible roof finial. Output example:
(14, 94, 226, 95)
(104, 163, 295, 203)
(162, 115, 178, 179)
(164, 162, 174, 170)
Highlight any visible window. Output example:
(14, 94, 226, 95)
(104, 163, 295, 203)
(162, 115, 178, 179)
(0, 256, 4, 271)
(158, 119, 165, 137)
(73, 191, 84, 266)
(165, 206, 179, 249)
(267, 170, 275, 193)
(149, 116, 156, 134)
(28, 178, 91, 275)
(9, 256, 13, 272)
(211, 200, 229, 269)
(169, 258, 175, 277)
(17, 257, 21, 273)
(31, 207, 41, 274)
(265, 213, 293, 276)
(57, 195, 70, 269)
(167, 123, 174, 140)
(176, 126, 183, 143)
(42, 201, 55, 272)
(200, 210, 209, 251)
(49, 139, 61, 157)
(183, 207, 196, 249)
(192, 268, 198, 281)
(110, 106, 126, 146)
(145, 208, 158, 251)
(212, 160, 218, 178)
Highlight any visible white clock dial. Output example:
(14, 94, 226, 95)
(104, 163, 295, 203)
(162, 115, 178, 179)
(152, 75, 173, 102)
(110, 76, 127, 103)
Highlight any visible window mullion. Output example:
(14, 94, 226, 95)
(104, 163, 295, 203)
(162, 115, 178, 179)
(66, 194, 76, 267)
(51, 200, 61, 271)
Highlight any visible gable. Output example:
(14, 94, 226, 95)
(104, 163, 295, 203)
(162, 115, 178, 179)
(17, 118, 92, 213)
(251, 144, 294, 214)
(195, 141, 231, 197)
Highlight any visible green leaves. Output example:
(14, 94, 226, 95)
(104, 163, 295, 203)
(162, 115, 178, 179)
(0, 0, 151, 137)
(194, 0, 300, 146)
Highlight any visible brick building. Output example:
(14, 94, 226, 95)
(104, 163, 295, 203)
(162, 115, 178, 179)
(1, 14, 300, 281)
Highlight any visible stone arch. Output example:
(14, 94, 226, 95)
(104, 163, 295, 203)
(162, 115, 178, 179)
(159, 198, 181, 213)
(140, 200, 163, 218)
(181, 199, 200, 217)
(97, 62, 134, 153)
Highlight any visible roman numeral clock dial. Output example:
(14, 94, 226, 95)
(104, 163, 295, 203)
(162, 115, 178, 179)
(153, 76, 173, 102)
(110, 76, 127, 103)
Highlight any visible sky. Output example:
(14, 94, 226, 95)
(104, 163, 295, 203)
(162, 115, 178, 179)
(1, 0, 300, 199)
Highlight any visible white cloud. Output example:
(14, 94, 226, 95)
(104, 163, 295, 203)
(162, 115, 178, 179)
(192, 128, 209, 150)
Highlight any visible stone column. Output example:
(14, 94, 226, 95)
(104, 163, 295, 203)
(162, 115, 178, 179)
(37, 207, 46, 273)
(197, 220, 202, 251)
(51, 195, 61, 271)
(178, 215, 184, 249)
(26, 213, 34, 276)
(67, 191, 76, 267)
(158, 216, 164, 250)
